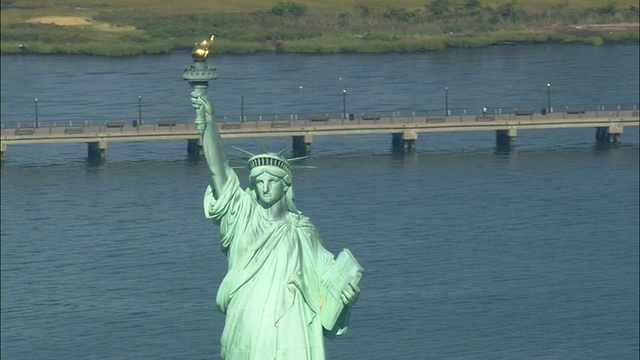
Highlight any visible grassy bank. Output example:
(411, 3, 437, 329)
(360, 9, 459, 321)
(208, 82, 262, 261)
(1, 0, 638, 55)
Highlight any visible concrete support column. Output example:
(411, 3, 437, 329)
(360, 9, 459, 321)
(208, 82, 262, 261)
(87, 140, 108, 160)
(1, 142, 6, 159)
(595, 125, 622, 143)
(292, 134, 312, 154)
(187, 138, 204, 157)
(496, 128, 517, 148)
(392, 131, 417, 151)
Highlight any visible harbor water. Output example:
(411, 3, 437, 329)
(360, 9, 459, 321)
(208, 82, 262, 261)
(1, 44, 639, 359)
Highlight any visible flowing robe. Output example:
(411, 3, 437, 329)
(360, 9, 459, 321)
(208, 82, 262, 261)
(203, 169, 349, 359)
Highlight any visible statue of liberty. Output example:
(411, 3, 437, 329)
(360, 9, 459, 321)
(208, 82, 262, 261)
(188, 44, 362, 359)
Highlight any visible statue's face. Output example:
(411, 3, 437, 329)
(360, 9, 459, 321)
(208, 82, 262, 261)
(254, 172, 287, 208)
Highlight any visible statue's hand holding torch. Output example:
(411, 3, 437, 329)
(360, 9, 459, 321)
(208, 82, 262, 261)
(191, 90, 213, 136)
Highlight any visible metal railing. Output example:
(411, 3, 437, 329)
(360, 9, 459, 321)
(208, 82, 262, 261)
(1, 105, 638, 130)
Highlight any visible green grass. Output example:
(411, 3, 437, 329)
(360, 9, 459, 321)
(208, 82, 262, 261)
(1, 0, 638, 55)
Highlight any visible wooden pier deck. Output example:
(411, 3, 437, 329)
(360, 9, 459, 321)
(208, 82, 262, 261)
(1, 109, 638, 158)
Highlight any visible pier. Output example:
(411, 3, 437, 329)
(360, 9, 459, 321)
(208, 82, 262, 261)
(1, 109, 638, 159)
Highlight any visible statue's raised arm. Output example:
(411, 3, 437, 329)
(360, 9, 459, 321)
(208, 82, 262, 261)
(191, 89, 229, 198)
(184, 35, 228, 198)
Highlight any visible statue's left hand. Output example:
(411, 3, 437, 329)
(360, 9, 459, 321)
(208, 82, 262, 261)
(340, 281, 360, 306)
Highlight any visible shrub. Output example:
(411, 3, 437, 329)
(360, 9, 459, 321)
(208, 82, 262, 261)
(463, 0, 483, 15)
(498, 1, 520, 20)
(354, 5, 374, 17)
(593, 2, 616, 16)
(428, 0, 451, 16)
(384, 7, 415, 22)
(271, 1, 308, 17)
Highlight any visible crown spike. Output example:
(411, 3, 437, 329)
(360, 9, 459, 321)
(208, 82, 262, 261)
(234, 145, 316, 178)
(258, 142, 269, 154)
(286, 156, 309, 162)
(232, 146, 256, 158)
(276, 147, 289, 156)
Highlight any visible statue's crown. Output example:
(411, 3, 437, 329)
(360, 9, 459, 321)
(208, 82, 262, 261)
(231, 145, 315, 177)
(248, 153, 292, 177)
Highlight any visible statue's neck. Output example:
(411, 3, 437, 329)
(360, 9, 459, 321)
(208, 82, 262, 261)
(258, 200, 288, 222)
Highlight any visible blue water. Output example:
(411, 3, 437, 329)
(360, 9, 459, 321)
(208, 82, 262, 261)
(1, 44, 639, 359)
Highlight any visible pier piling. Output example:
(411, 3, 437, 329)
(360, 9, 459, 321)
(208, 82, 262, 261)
(595, 125, 623, 143)
(392, 131, 417, 151)
(87, 141, 108, 160)
(292, 134, 312, 155)
(496, 128, 518, 148)
(187, 139, 204, 157)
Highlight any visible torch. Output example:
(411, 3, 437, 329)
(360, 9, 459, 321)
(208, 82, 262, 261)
(183, 35, 217, 135)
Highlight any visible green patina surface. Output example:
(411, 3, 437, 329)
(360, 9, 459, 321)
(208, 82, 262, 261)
(186, 39, 362, 358)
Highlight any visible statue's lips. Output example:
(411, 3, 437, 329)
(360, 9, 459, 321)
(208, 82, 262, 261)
(261, 193, 273, 199)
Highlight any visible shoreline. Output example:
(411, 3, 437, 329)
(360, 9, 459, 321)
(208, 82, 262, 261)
(4, 36, 638, 57)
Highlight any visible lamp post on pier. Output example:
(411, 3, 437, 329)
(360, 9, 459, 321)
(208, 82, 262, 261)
(34, 98, 39, 128)
(342, 89, 347, 119)
(241, 93, 244, 122)
(444, 86, 449, 116)
(546, 83, 551, 114)
(138, 96, 142, 125)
